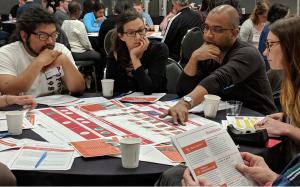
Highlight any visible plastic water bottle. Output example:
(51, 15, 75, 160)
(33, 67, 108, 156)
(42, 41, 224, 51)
(8, 14, 12, 21)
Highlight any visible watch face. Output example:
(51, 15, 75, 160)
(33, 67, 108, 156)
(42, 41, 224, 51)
(184, 96, 192, 102)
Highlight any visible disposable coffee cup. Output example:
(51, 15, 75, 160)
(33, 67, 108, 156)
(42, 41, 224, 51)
(154, 25, 159, 32)
(226, 100, 243, 116)
(120, 137, 141, 168)
(6, 111, 24, 135)
(203, 94, 221, 118)
(101, 79, 114, 97)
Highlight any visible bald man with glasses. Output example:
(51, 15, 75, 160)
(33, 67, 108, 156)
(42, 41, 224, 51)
(160, 5, 276, 126)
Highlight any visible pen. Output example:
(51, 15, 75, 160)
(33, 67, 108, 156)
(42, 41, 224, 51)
(35, 151, 47, 169)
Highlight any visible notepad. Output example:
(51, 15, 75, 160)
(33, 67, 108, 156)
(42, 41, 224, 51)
(120, 92, 166, 103)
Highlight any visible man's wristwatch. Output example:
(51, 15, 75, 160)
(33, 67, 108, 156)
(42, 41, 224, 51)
(182, 96, 193, 109)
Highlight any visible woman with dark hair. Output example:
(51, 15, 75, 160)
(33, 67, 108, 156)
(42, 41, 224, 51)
(258, 3, 289, 70)
(83, 2, 106, 33)
(239, 2, 269, 47)
(106, 10, 168, 94)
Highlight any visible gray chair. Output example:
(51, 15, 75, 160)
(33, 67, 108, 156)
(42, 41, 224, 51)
(166, 58, 183, 94)
(179, 27, 203, 67)
(104, 29, 115, 55)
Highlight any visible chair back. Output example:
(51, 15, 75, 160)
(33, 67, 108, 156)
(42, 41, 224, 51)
(180, 27, 203, 67)
(166, 58, 183, 94)
(104, 29, 115, 55)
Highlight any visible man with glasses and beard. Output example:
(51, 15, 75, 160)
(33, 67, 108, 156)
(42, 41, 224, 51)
(0, 8, 85, 97)
(160, 5, 276, 126)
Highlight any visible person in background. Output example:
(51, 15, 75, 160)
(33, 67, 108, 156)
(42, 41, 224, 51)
(54, 0, 70, 26)
(133, 0, 154, 30)
(97, 0, 132, 55)
(10, 0, 26, 19)
(162, 0, 202, 61)
(81, 0, 97, 19)
(160, 5, 276, 125)
(0, 8, 85, 97)
(106, 10, 168, 94)
(41, 0, 55, 14)
(62, 1, 103, 77)
(159, 5, 176, 35)
(83, 3, 106, 33)
(182, 16, 300, 187)
(239, 2, 268, 48)
(258, 3, 289, 71)
(16, 0, 39, 18)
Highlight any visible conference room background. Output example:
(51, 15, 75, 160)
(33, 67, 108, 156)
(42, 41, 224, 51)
(0, 0, 298, 17)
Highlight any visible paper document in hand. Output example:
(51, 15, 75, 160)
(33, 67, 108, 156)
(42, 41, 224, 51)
(10, 144, 75, 170)
(120, 92, 166, 103)
(171, 124, 255, 186)
(71, 138, 120, 158)
(226, 116, 264, 132)
(35, 95, 80, 106)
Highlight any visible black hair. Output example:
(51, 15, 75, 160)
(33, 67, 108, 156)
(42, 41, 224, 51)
(111, 10, 143, 70)
(93, 2, 105, 12)
(10, 8, 57, 42)
(114, 0, 132, 15)
(68, 1, 81, 15)
(267, 3, 289, 23)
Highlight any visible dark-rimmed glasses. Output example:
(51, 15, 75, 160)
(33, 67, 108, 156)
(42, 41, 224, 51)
(265, 41, 280, 52)
(203, 24, 234, 34)
(123, 28, 147, 37)
(32, 32, 59, 41)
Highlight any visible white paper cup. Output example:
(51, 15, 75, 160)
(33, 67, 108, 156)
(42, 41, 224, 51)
(203, 94, 221, 118)
(120, 137, 141, 168)
(154, 25, 159, 32)
(226, 100, 243, 116)
(6, 111, 24, 135)
(101, 79, 114, 97)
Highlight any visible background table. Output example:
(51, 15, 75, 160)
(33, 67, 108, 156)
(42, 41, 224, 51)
(5, 94, 284, 185)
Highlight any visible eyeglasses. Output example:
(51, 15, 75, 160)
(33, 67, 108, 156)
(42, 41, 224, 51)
(123, 28, 147, 37)
(203, 24, 234, 34)
(32, 32, 59, 41)
(265, 41, 280, 52)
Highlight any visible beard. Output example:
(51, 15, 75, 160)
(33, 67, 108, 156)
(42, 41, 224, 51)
(24, 38, 55, 57)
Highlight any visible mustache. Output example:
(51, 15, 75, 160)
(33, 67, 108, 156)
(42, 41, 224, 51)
(42, 45, 55, 50)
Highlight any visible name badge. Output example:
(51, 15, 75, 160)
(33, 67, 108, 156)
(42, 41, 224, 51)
(44, 66, 64, 80)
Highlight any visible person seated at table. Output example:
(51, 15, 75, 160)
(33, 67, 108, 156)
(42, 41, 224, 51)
(53, 0, 70, 26)
(255, 16, 300, 167)
(258, 3, 289, 71)
(133, 0, 154, 30)
(159, 5, 176, 36)
(83, 2, 106, 33)
(16, 0, 40, 18)
(106, 10, 168, 95)
(81, 0, 97, 19)
(0, 8, 85, 97)
(41, 0, 55, 14)
(162, 0, 202, 61)
(181, 152, 300, 186)
(97, 0, 132, 55)
(61, 1, 103, 76)
(239, 2, 269, 48)
(160, 5, 276, 124)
